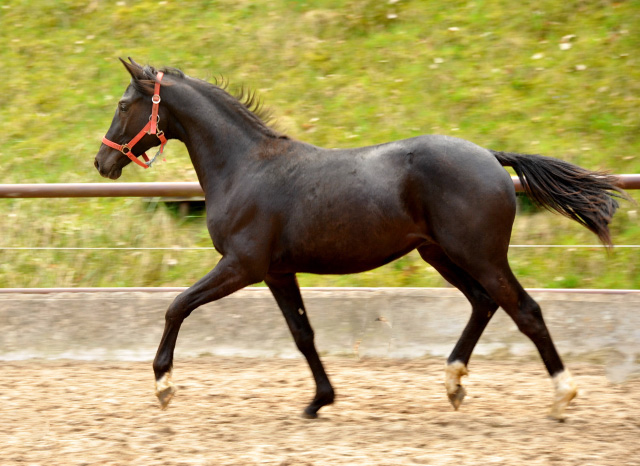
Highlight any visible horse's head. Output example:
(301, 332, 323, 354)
(94, 58, 168, 179)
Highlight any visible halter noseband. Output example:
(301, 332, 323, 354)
(101, 71, 167, 169)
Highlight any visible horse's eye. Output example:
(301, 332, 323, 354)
(118, 102, 128, 113)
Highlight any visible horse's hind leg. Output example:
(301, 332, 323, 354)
(265, 273, 334, 418)
(457, 255, 578, 420)
(495, 279, 577, 420)
(418, 245, 499, 410)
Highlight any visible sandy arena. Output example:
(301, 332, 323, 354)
(3, 356, 639, 465)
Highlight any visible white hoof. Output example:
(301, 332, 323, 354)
(549, 369, 578, 420)
(155, 371, 176, 409)
(445, 361, 469, 410)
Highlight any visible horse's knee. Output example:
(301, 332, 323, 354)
(165, 291, 193, 322)
(512, 298, 547, 337)
(471, 300, 499, 321)
(469, 287, 496, 309)
(292, 327, 315, 353)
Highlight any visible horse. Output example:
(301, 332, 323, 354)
(95, 58, 626, 420)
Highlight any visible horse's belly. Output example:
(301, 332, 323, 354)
(268, 163, 429, 274)
(271, 226, 427, 275)
(293, 247, 419, 275)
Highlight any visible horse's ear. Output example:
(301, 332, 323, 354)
(127, 56, 142, 68)
(119, 57, 145, 82)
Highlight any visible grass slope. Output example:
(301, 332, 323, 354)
(0, 0, 638, 288)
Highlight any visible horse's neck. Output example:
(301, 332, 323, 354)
(165, 86, 267, 193)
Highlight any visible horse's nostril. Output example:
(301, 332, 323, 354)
(94, 159, 100, 171)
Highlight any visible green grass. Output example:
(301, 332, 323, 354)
(0, 0, 639, 289)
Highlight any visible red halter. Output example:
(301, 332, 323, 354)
(101, 71, 167, 169)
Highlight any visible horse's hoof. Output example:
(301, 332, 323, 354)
(301, 409, 319, 419)
(155, 372, 176, 410)
(447, 385, 466, 410)
(302, 403, 322, 419)
(445, 361, 468, 410)
(548, 389, 577, 422)
(547, 413, 567, 423)
(156, 385, 176, 410)
(549, 369, 578, 421)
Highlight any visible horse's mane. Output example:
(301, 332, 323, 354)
(135, 65, 286, 139)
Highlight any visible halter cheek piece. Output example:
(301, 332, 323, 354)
(101, 71, 167, 169)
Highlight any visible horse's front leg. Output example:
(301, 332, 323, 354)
(153, 255, 261, 409)
(265, 273, 335, 418)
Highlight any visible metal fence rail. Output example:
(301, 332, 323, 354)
(1, 174, 639, 198)
(0, 182, 203, 198)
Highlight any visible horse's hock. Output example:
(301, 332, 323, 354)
(1, 288, 638, 381)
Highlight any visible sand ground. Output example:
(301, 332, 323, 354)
(2, 357, 639, 465)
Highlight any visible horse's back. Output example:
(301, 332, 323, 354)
(332, 134, 513, 193)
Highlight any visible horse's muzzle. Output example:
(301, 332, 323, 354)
(94, 156, 122, 180)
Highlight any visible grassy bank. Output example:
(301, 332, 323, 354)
(0, 0, 638, 288)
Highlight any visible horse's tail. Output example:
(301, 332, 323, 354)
(491, 150, 628, 246)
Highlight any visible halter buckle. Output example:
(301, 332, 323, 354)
(148, 115, 161, 135)
(121, 144, 132, 155)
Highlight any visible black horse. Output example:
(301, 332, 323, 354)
(95, 58, 626, 420)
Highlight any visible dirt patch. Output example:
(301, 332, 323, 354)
(2, 357, 639, 465)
